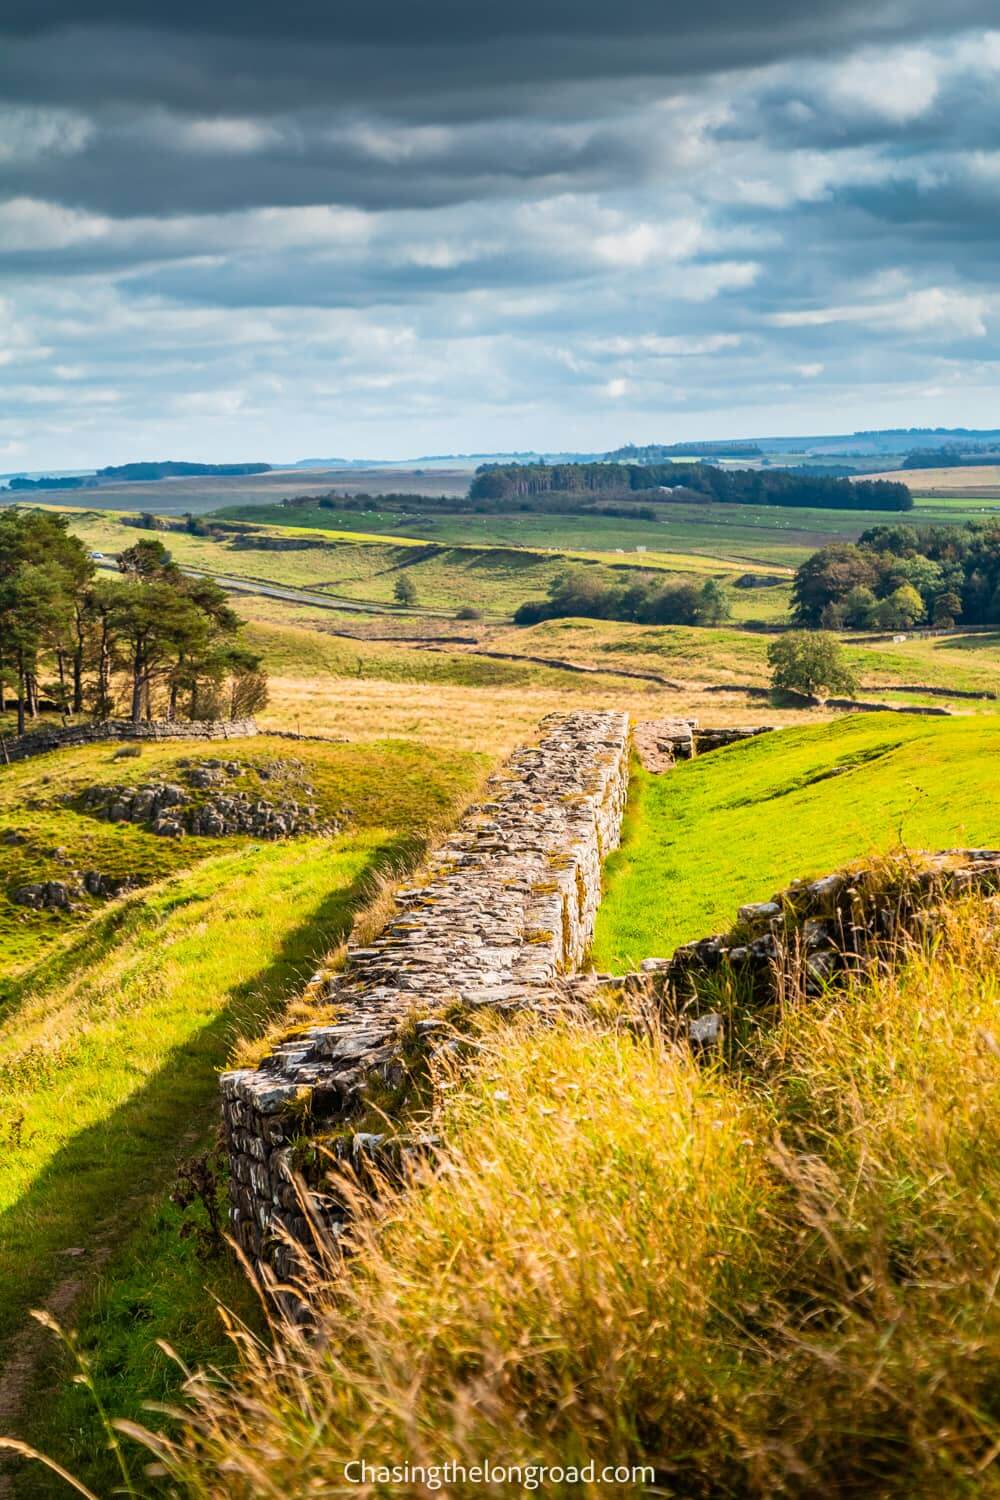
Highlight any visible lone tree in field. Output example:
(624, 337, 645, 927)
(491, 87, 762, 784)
(767, 631, 857, 701)
(393, 573, 417, 607)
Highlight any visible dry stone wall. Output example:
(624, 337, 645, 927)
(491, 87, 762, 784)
(221, 710, 630, 1275)
(0, 717, 258, 766)
(634, 848, 1000, 1038)
(633, 717, 774, 772)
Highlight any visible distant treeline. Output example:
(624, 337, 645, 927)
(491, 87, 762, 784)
(98, 461, 273, 481)
(792, 522, 1000, 629)
(471, 462, 913, 512)
(514, 569, 730, 628)
(6, 475, 91, 492)
(277, 491, 662, 522)
(603, 441, 763, 461)
(902, 446, 1000, 469)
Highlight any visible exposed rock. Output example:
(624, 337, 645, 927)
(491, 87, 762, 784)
(82, 870, 137, 898)
(11, 880, 73, 910)
(151, 816, 185, 839)
(77, 764, 332, 841)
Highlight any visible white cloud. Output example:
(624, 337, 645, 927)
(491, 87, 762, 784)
(0, 107, 93, 163)
(772, 286, 990, 339)
(177, 117, 280, 154)
(826, 46, 941, 124)
(590, 333, 742, 356)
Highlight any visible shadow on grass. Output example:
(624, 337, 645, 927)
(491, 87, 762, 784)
(0, 839, 405, 1356)
(938, 632, 1000, 654)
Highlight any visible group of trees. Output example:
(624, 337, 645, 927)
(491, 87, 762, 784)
(514, 569, 730, 627)
(471, 462, 912, 512)
(0, 509, 267, 735)
(96, 461, 272, 481)
(792, 522, 1000, 630)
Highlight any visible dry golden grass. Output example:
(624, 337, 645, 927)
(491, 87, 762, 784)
(121, 887, 1000, 1499)
(870, 464, 1000, 492)
(258, 670, 820, 754)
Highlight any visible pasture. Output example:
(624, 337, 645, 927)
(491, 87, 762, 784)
(593, 713, 1000, 970)
(59, 509, 789, 623)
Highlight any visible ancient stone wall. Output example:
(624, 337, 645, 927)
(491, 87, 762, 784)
(0, 717, 258, 766)
(636, 848, 1000, 1039)
(633, 717, 774, 772)
(221, 710, 630, 1276)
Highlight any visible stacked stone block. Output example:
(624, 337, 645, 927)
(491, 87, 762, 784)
(0, 717, 258, 766)
(221, 710, 630, 1276)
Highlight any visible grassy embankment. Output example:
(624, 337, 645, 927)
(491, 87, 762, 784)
(594, 713, 1000, 970)
(127, 878, 1000, 1498)
(0, 735, 479, 975)
(0, 734, 485, 1490)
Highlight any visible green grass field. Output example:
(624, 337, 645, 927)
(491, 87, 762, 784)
(0, 731, 487, 1494)
(493, 618, 1000, 698)
(61, 510, 778, 622)
(214, 490, 1000, 569)
(594, 714, 1000, 969)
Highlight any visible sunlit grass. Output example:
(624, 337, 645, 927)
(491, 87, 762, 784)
(593, 714, 1000, 970)
(127, 892, 1000, 1498)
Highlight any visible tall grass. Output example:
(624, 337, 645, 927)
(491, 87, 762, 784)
(123, 892, 1000, 1497)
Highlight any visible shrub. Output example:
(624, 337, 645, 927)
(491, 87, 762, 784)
(767, 630, 857, 699)
(393, 574, 417, 607)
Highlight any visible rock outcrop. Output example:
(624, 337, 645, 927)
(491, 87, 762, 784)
(77, 759, 335, 840)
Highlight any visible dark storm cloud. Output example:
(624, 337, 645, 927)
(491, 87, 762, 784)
(0, 115, 650, 217)
(0, 1, 997, 117)
(2, 0, 993, 47)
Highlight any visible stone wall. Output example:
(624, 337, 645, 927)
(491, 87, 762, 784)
(633, 717, 774, 772)
(635, 848, 1000, 1037)
(221, 710, 630, 1276)
(0, 717, 258, 766)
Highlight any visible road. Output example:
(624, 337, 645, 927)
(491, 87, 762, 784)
(96, 560, 431, 617)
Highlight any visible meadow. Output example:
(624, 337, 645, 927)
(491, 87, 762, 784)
(214, 487, 1000, 568)
(0, 733, 486, 1492)
(463, 616, 1000, 703)
(61, 510, 781, 624)
(593, 713, 1000, 970)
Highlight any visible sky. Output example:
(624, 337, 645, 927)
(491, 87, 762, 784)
(2, 1, 1000, 469)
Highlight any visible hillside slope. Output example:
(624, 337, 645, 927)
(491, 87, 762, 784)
(594, 714, 1000, 969)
